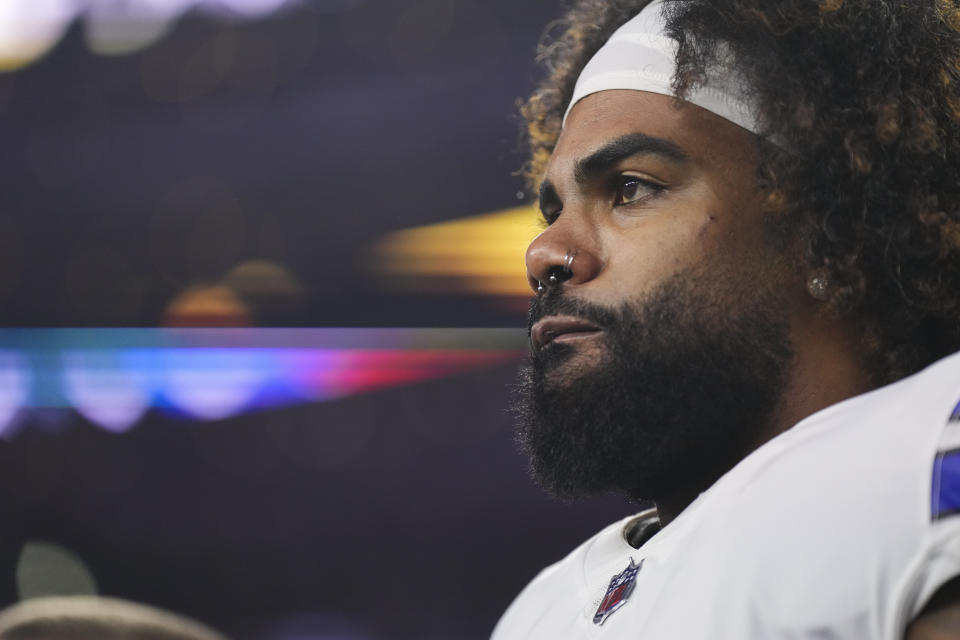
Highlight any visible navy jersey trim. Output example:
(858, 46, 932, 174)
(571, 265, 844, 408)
(933, 447, 960, 520)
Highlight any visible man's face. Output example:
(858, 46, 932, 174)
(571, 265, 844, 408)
(513, 89, 799, 501)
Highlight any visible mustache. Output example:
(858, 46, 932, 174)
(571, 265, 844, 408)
(526, 291, 621, 334)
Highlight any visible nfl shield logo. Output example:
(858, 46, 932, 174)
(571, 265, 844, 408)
(593, 558, 643, 625)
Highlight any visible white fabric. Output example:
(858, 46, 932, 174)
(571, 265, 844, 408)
(492, 349, 960, 639)
(563, 0, 761, 134)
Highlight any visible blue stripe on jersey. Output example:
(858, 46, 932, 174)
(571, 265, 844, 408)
(950, 399, 960, 423)
(932, 449, 960, 519)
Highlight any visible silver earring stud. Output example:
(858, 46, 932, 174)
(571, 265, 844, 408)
(807, 271, 830, 300)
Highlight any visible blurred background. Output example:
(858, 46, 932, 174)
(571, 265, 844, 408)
(0, 1, 632, 638)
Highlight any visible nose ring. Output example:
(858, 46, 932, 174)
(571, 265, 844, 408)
(550, 249, 576, 284)
(542, 249, 577, 290)
(562, 249, 577, 276)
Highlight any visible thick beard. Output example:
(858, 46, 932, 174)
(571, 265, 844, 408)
(511, 268, 793, 502)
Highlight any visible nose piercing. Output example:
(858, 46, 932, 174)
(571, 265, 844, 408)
(562, 249, 577, 276)
(537, 249, 578, 294)
(547, 249, 577, 286)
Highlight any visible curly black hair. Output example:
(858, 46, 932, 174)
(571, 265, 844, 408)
(521, 0, 960, 384)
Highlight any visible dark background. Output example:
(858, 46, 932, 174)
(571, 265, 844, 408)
(0, 2, 633, 638)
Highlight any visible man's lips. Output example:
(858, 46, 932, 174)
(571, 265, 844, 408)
(530, 315, 602, 351)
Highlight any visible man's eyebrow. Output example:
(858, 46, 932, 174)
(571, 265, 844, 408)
(574, 133, 688, 184)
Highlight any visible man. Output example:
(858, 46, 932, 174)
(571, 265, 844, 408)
(494, 0, 960, 637)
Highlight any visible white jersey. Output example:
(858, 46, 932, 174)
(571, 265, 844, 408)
(493, 350, 960, 639)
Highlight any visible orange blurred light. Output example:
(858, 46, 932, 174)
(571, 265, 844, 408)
(163, 284, 252, 327)
(369, 205, 540, 296)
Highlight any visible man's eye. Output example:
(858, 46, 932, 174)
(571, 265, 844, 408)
(614, 175, 663, 206)
(540, 207, 561, 226)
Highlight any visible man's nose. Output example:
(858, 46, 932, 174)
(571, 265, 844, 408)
(525, 224, 602, 294)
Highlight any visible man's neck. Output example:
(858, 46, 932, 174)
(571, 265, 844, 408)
(654, 315, 874, 528)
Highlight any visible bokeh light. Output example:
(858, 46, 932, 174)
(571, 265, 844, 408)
(0, 351, 30, 438)
(163, 285, 253, 327)
(369, 205, 540, 297)
(83, 2, 177, 56)
(0, 0, 73, 72)
(0, 329, 526, 434)
(15, 541, 98, 600)
(0, 0, 321, 73)
(63, 350, 154, 432)
(161, 348, 271, 420)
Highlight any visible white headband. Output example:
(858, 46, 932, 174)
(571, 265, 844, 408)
(563, 0, 761, 135)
